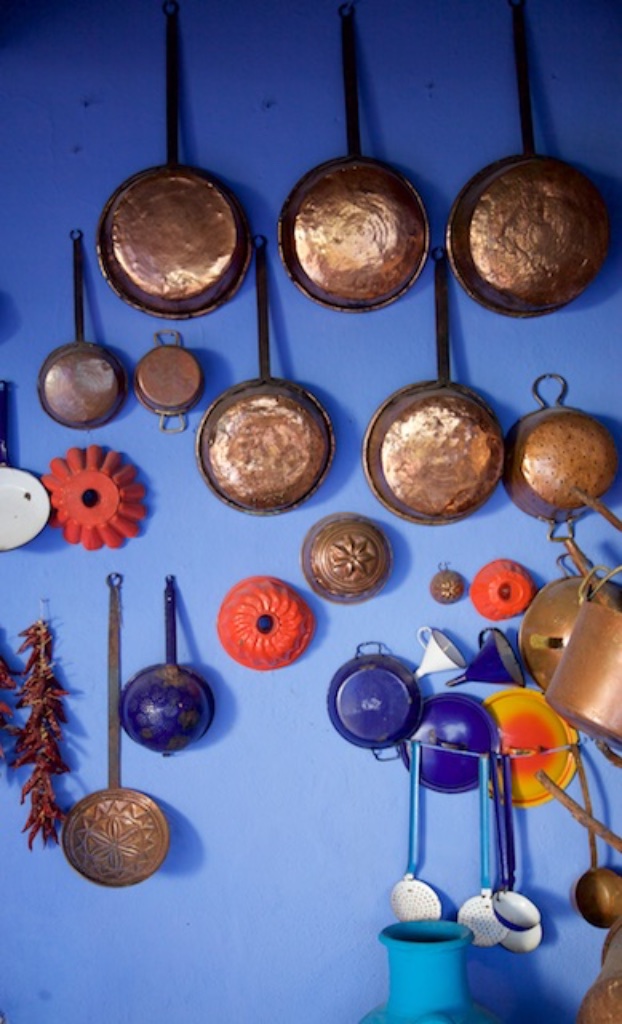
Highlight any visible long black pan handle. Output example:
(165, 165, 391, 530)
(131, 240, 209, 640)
(164, 1, 180, 166)
(339, 4, 362, 158)
(107, 573, 123, 791)
(165, 575, 178, 664)
(433, 248, 451, 387)
(510, 0, 536, 157)
(71, 229, 85, 344)
(254, 235, 272, 383)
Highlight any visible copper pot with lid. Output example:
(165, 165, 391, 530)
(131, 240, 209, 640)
(446, 0, 609, 318)
(503, 374, 621, 529)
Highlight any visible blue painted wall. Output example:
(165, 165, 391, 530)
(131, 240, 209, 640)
(1, 0, 622, 1021)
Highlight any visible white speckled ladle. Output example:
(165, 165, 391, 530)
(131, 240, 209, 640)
(391, 741, 442, 922)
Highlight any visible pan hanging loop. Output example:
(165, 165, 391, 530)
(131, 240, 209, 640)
(532, 373, 569, 409)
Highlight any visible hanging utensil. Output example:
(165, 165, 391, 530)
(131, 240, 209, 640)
(390, 741, 442, 922)
(0, 381, 50, 551)
(97, 1, 251, 318)
(571, 745, 622, 929)
(278, 3, 428, 311)
(119, 575, 215, 754)
(491, 753, 542, 952)
(134, 330, 204, 434)
(457, 753, 509, 947)
(61, 574, 170, 886)
(37, 230, 127, 429)
(196, 235, 334, 513)
(446, 0, 608, 317)
(363, 248, 504, 524)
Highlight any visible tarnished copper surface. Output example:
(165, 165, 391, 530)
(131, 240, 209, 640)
(97, 165, 251, 318)
(38, 342, 127, 429)
(279, 157, 428, 311)
(196, 382, 334, 513)
(62, 787, 170, 887)
(504, 409, 618, 522)
(364, 384, 504, 524)
(447, 156, 609, 317)
(301, 512, 392, 603)
(547, 598, 622, 744)
(134, 332, 203, 416)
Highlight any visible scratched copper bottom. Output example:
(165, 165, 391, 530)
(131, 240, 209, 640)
(279, 157, 429, 311)
(364, 383, 504, 524)
(196, 381, 334, 513)
(301, 512, 393, 603)
(447, 155, 609, 317)
(134, 345, 204, 414)
(97, 164, 251, 318)
(38, 341, 127, 429)
(62, 788, 170, 887)
(504, 409, 618, 521)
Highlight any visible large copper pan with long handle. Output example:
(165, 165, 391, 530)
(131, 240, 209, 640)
(278, 3, 428, 312)
(97, 2, 250, 319)
(446, 0, 608, 318)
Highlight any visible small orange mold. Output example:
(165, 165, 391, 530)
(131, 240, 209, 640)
(470, 559, 537, 620)
(42, 445, 146, 551)
(217, 576, 315, 670)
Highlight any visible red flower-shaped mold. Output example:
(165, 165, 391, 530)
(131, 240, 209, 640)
(42, 445, 146, 551)
(217, 576, 315, 670)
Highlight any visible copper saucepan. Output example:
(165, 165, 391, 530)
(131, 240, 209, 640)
(503, 374, 621, 530)
(134, 330, 204, 434)
(446, 0, 609, 318)
(97, 1, 251, 319)
(38, 231, 127, 430)
(363, 248, 504, 524)
(195, 236, 334, 514)
(278, 3, 428, 312)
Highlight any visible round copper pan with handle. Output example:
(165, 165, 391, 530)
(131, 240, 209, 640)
(195, 236, 334, 514)
(363, 249, 504, 524)
(446, 0, 609, 318)
(278, 3, 428, 312)
(97, 2, 251, 319)
(38, 231, 127, 430)
(61, 574, 170, 887)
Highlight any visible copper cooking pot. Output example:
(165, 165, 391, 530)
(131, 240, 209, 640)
(503, 374, 621, 530)
(278, 4, 428, 312)
(97, 2, 250, 319)
(446, 0, 608, 318)
(363, 249, 504, 524)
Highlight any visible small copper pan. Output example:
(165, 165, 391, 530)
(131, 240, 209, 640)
(446, 0, 609, 318)
(97, 2, 250, 319)
(195, 236, 334, 514)
(38, 231, 127, 430)
(363, 249, 504, 524)
(278, 4, 428, 312)
(134, 330, 204, 433)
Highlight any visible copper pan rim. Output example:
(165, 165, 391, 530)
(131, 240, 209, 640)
(446, 153, 609, 318)
(37, 340, 128, 430)
(97, 163, 252, 320)
(278, 154, 429, 312)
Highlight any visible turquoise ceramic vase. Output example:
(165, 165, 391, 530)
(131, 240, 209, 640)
(360, 921, 501, 1023)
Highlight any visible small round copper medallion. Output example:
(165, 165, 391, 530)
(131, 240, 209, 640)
(301, 513, 392, 603)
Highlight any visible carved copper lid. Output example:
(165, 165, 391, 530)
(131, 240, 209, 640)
(301, 513, 392, 603)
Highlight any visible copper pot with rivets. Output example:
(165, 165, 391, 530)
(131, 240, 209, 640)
(446, 0, 608, 318)
(503, 374, 621, 530)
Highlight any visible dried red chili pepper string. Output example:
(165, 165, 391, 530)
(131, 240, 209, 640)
(11, 619, 70, 849)
(0, 655, 18, 757)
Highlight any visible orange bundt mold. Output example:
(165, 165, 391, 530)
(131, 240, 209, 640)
(217, 576, 315, 670)
(470, 558, 537, 620)
(42, 445, 146, 551)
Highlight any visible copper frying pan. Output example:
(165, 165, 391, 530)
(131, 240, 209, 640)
(278, 3, 428, 312)
(195, 236, 334, 514)
(38, 231, 127, 429)
(363, 249, 504, 524)
(62, 574, 170, 886)
(446, 0, 609, 318)
(97, 2, 251, 319)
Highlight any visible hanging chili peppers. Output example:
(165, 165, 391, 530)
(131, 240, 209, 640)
(0, 656, 17, 757)
(11, 619, 70, 849)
